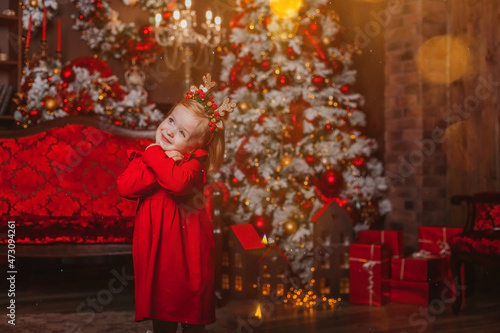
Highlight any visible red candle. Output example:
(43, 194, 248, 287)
(26, 14, 32, 48)
(42, 8, 47, 41)
(57, 19, 61, 52)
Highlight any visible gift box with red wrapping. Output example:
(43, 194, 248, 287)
(358, 230, 404, 258)
(418, 226, 463, 257)
(390, 279, 455, 305)
(349, 243, 392, 306)
(391, 257, 449, 282)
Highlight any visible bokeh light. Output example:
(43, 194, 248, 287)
(415, 35, 470, 84)
(267, 18, 300, 41)
(269, 0, 303, 19)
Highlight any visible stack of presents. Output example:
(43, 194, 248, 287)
(349, 227, 463, 306)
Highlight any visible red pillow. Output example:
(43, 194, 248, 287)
(474, 203, 500, 231)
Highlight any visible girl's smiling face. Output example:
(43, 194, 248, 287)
(156, 104, 208, 155)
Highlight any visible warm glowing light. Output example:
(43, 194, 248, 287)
(270, 0, 303, 19)
(215, 16, 221, 31)
(180, 20, 187, 29)
(155, 13, 161, 27)
(206, 10, 212, 24)
(261, 234, 268, 245)
(185, 0, 191, 10)
(254, 304, 262, 318)
(267, 19, 299, 41)
(416, 35, 469, 84)
(173, 10, 180, 20)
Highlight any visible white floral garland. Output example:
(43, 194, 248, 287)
(21, 0, 58, 33)
(14, 58, 164, 129)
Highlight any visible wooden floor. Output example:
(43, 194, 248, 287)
(1, 256, 499, 332)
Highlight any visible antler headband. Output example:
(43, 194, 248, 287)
(184, 73, 235, 132)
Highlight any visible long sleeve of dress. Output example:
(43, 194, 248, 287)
(117, 150, 158, 200)
(142, 145, 206, 196)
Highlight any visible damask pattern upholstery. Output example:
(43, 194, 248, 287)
(473, 203, 500, 231)
(0, 124, 152, 244)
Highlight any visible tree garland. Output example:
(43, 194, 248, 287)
(71, 0, 174, 66)
(13, 57, 164, 129)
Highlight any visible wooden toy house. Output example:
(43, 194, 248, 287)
(311, 199, 354, 298)
(257, 244, 292, 300)
(219, 224, 267, 300)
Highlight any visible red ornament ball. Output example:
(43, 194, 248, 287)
(253, 216, 266, 229)
(61, 67, 76, 83)
(341, 85, 350, 93)
(318, 169, 344, 197)
(311, 75, 325, 89)
(276, 74, 290, 88)
(286, 47, 296, 59)
(352, 156, 365, 167)
(29, 109, 39, 119)
(309, 21, 321, 35)
(305, 154, 316, 165)
(261, 60, 271, 71)
(252, 215, 271, 235)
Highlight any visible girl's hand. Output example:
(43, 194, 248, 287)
(164, 150, 183, 161)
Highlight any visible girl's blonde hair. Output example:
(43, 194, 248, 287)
(168, 98, 225, 175)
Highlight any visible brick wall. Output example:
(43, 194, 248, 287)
(384, 0, 448, 251)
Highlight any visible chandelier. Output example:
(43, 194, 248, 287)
(154, 0, 223, 90)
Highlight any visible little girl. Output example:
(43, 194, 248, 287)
(117, 74, 234, 333)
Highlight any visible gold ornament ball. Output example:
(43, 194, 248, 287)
(29, 0, 38, 7)
(52, 67, 60, 75)
(323, 36, 331, 45)
(238, 101, 250, 113)
(281, 155, 293, 167)
(295, 74, 304, 83)
(44, 98, 58, 111)
(283, 221, 298, 235)
(98, 92, 108, 104)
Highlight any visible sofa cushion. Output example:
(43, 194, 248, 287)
(0, 216, 135, 244)
(474, 203, 500, 231)
(449, 231, 500, 256)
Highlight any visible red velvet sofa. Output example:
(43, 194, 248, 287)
(0, 117, 154, 257)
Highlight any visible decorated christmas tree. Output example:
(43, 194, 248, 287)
(215, 0, 391, 283)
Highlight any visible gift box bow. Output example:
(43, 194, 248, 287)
(418, 227, 452, 256)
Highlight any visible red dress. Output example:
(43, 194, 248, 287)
(117, 145, 215, 325)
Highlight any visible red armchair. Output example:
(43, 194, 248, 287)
(449, 192, 500, 314)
